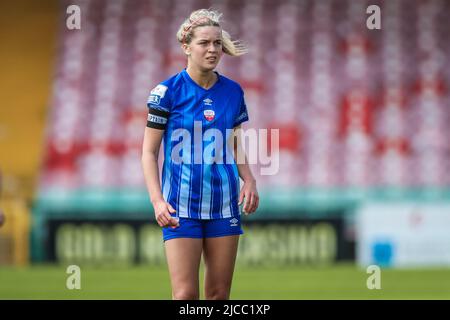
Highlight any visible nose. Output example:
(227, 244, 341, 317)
(207, 43, 217, 53)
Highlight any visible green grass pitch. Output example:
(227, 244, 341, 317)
(1, 263, 449, 299)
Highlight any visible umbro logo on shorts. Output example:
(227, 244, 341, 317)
(230, 218, 238, 227)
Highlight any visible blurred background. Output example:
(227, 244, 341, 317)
(1, 0, 450, 299)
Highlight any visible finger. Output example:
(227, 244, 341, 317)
(169, 219, 180, 228)
(243, 192, 250, 213)
(157, 217, 167, 227)
(238, 190, 244, 206)
(158, 213, 170, 226)
(170, 217, 180, 227)
(163, 211, 174, 224)
(157, 216, 166, 227)
(248, 193, 256, 213)
(251, 194, 259, 212)
(167, 203, 176, 214)
(254, 196, 259, 212)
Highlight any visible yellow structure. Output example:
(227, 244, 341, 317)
(0, 196, 30, 266)
(0, 0, 58, 199)
(0, 1, 58, 265)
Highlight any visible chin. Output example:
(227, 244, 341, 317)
(206, 60, 220, 70)
(201, 64, 217, 72)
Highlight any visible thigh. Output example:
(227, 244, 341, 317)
(202, 216, 243, 287)
(202, 234, 240, 299)
(164, 237, 203, 299)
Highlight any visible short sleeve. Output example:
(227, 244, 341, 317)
(147, 84, 171, 112)
(146, 84, 171, 130)
(233, 90, 249, 127)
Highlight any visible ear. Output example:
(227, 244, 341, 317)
(182, 43, 191, 56)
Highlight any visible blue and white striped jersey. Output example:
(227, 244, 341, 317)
(146, 69, 249, 219)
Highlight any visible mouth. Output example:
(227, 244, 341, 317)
(206, 56, 217, 63)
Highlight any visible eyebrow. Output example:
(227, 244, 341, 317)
(197, 38, 222, 41)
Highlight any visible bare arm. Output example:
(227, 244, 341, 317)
(231, 125, 259, 214)
(141, 127, 178, 227)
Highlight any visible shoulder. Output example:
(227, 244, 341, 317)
(148, 72, 184, 108)
(148, 73, 185, 111)
(154, 72, 184, 94)
(218, 74, 244, 95)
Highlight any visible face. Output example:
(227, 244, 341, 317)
(183, 26, 223, 72)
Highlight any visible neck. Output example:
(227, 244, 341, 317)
(186, 66, 217, 89)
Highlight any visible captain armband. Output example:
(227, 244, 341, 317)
(147, 108, 169, 130)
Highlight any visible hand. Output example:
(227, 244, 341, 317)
(238, 179, 259, 215)
(152, 199, 179, 228)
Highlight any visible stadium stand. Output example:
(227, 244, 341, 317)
(39, 0, 450, 198)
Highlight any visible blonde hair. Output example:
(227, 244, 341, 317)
(176, 9, 248, 57)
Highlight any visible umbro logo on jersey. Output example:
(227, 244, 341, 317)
(203, 98, 213, 106)
(204, 109, 215, 121)
(230, 218, 238, 227)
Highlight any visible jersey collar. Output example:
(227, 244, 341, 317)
(181, 68, 222, 92)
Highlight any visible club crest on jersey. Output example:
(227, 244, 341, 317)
(204, 109, 215, 121)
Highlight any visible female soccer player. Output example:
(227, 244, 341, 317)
(141, 9, 259, 300)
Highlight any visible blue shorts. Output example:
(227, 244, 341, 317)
(162, 215, 244, 242)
